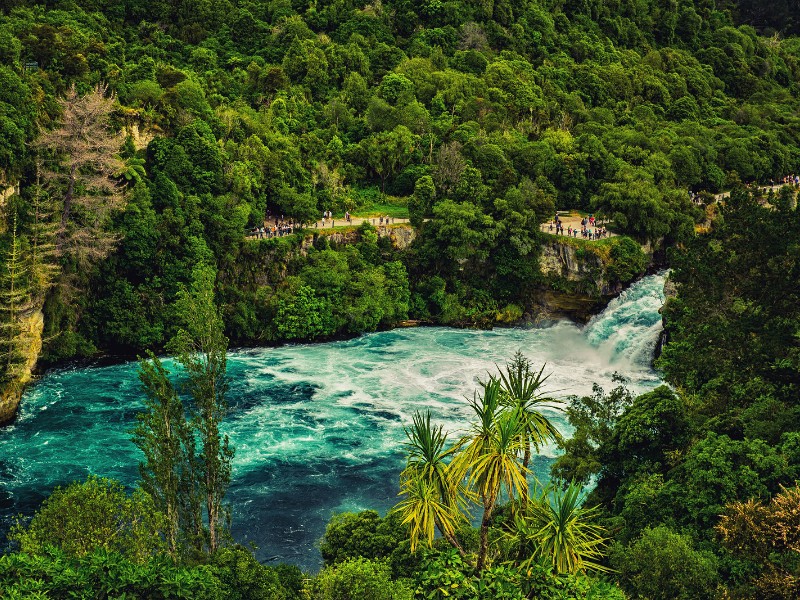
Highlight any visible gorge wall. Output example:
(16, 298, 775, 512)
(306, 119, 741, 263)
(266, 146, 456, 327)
(530, 236, 652, 322)
(0, 309, 44, 425)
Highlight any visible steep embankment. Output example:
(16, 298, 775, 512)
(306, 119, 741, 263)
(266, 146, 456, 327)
(532, 235, 653, 322)
(0, 309, 44, 425)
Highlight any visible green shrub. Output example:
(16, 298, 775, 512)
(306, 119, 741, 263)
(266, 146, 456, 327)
(310, 558, 413, 600)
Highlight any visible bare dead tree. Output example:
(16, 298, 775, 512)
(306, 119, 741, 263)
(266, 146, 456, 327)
(38, 84, 125, 268)
(433, 141, 466, 197)
(460, 22, 488, 50)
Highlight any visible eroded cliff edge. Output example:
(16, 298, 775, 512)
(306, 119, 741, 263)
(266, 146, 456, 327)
(531, 235, 654, 322)
(0, 309, 44, 425)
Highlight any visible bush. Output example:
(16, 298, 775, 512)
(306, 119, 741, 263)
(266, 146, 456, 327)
(310, 558, 413, 600)
(605, 237, 648, 284)
(9, 476, 165, 563)
(320, 511, 419, 579)
(208, 545, 300, 600)
(0, 548, 222, 599)
(611, 526, 719, 600)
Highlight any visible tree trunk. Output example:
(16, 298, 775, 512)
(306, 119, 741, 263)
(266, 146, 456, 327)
(477, 490, 498, 573)
(523, 443, 531, 471)
(437, 519, 469, 561)
(208, 486, 217, 552)
(57, 164, 76, 249)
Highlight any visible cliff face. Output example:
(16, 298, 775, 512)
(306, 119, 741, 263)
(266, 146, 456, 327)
(0, 309, 44, 426)
(538, 239, 623, 296)
(225, 225, 416, 291)
(531, 237, 647, 322)
(299, 224, 416, 251)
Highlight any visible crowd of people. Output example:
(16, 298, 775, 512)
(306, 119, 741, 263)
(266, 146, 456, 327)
(548, 214, 609, 240)
(250, 220, 295, 239)
(249, 210, 399, 238)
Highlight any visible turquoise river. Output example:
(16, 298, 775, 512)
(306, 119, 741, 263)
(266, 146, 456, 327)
(0, 273, 666, 570)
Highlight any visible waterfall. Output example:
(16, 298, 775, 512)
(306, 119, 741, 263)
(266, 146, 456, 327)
(583, 271, 667, 368)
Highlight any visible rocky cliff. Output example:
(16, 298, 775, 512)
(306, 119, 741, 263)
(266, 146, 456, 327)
(0, 309, 44, 426)
(299, 224, 416, 252)
(530, 236, 649, 322)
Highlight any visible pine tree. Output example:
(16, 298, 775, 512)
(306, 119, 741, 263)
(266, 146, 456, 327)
(28, 159, 60, 300)
(0, 213, 32, 383)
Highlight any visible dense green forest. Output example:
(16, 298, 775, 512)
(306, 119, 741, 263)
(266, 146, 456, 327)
(1, 0, 800, 597)
(0, 0, 799, 362)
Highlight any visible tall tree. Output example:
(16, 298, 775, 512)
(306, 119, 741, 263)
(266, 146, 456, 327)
(27, 159, 60, 300)
(38, 84, 125, 266)
(131, 353, 198, 557)
(0, 213, 31, 383)
(169, 264, 234, 553)
(452, 379, 528, 572)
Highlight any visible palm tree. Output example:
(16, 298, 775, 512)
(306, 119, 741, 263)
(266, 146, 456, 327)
(497, 351, 563, 471)
(397, 411, 467, 556)
(453, 379, 529, 572)
(507, 481, 609, 575)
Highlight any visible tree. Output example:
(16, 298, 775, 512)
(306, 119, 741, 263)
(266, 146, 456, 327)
(8, 476, 166, 563)
(718, 484, 800, 598)
(310, 558, 413, 600)
(319, 511, 418, 579)
(452, 379, 528, 572)
(396, 411, 467, 556)
(115, 136, 147, 186)
(363, 126, 415, 194)
(611, 526, 719, 600)
(509, 482, 609, 575)
(27, 160, 60, 299)
(433, 141, 466, 196)
(409, 175, 435, 227)
(0, 213, 32, 383)
(551, 376, 634, 486)
(131, 353, 197, 557)
(496, 351, 562, 471)
(38, 84, 125, 265)
(169, 263, 234, 553)
(275, 283, 331, 340)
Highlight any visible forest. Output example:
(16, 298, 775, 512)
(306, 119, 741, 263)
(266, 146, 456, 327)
(0, 0, 799, 597)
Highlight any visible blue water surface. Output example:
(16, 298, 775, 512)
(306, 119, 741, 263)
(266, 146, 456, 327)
(0, 273, 666, 570)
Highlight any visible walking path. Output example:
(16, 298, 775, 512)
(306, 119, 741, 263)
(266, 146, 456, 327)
(714, 182, 798, 201)
(311, 216, 410, 229)
(245, 216, 411, 240)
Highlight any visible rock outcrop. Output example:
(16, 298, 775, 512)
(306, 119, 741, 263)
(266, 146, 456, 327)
(0, 309, 44, 426)
(530, 237, 648, 322)
(228, 225, 416, 290)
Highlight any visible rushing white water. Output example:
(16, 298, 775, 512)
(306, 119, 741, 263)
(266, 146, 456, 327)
(0, 272, 666, 569)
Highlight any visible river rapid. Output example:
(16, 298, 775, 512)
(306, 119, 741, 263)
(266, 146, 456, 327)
(0, 272, 666, 570)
